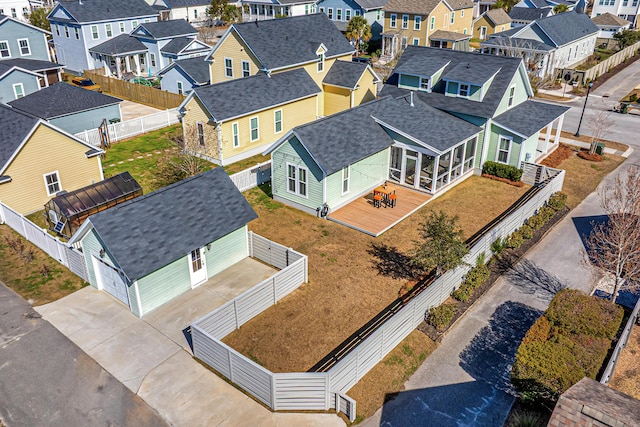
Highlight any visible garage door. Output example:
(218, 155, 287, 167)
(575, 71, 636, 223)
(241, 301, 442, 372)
(93, 256, 130, 307)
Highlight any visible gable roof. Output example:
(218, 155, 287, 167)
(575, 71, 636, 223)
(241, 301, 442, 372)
(322, 60, 375, 89)
(381, 45, 530, 118)
(89, 34, 148, 55)
(190, 68, 321, 122)
(526, 0, 552, 8)
(8, 82, 122, 119)
(132, 19, 197, 39)
(0, 58, 63, 72)
(383, 0, 441, 15)
(430, 30, 472, 41)
(443, 61, 500, 85)
(492, 100, 569, 137)
(445, 0, 474, 10)
(509, 7, 551, 21)
(212, 14, 354, 71)
(159, 56, 210, 84)
(484, 8, 512, 25)
(160, 0, 211, 7)
(48, 0, 158, 24)
(160, 37, 210, 55)
(532, 11, 599, 47)
(353, 0, 388, 10)
(87, 168, 258, 281)
(0, 63, 41, 80)
(0, 13, 51, 34)
(592, 12, 631, 27)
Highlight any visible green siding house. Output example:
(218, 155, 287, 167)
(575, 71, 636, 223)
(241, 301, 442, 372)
(266, 95, 481, 216)
(381, 46, 569, 168)
(69, 168, 257, 317)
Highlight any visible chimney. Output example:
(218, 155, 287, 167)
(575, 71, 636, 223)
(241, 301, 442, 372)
(409, 91, 414, 107)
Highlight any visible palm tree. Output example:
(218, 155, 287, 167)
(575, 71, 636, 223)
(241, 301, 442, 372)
(553, 4, 569, 13)
(346, 16, 372, 56)
(492, 0, 518, 13)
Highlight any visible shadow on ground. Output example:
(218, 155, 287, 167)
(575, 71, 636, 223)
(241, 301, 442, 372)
(572, 215, 609, 258)
(368, 243, 416, 279)
(498, 255, 567, 301)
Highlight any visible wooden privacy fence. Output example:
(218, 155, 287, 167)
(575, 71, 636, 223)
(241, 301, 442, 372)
(75, 109, 180, 146)
(84, 71, 185, 109)
(600, 296, 640, 385)
(572, 41, 640, 84)
(0, 202, 88, 281)
(228, 160, 272, 192)
(191, 167, 564, 422)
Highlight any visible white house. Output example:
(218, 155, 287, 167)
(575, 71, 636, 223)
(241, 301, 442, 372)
(591, 0, 640, 28)
(151, 0, 211, 25)
(592, 12, 632, 37)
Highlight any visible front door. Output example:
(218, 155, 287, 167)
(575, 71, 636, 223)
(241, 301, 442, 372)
(480, 26, 487, 40)
(189, 248, 207, 287)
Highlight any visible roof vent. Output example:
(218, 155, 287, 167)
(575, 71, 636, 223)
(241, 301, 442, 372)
(409, 91, 414, 107)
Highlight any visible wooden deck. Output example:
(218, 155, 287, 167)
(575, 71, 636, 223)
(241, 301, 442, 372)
(327, 183, 432, 236)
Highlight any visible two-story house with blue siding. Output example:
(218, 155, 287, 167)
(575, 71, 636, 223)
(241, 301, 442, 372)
(47, 0, 158, 74)
(317, 0, 387, 40)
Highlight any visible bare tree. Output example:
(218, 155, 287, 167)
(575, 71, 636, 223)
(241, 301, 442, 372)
(587, 108, 615, 154)
(584, 167, 640, 302)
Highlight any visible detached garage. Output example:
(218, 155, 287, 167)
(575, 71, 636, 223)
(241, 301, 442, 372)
(69, 168, 258, 316)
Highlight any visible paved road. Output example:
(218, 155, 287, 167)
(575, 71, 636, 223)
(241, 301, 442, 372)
(363, 60, 640, 427)
(0, 283, 168, 427)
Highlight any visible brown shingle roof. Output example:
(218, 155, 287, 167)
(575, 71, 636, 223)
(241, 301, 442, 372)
(485, 8, 512, 26)
(592, 12, 631, 27)
(444, 0, 474, 10)
(383, 0, 441, 15)
(430, 29, 472, 41)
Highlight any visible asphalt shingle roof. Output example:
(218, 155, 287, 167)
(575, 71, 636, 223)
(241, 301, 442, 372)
(353, 0, 388, 10)
(485, 8, 512, 25)
(446, 0, 474, 10)
(89, 34, 148, 55)
(533, 11, 599, 47)
(160, 56, 210, 84)
(50, 0, 158, 23)
(193, 68, 320, 122)
(509, 7, 550, 21)
(134, 19, 197, 39)
(492, 100, 569, 137)
(323, 60, 369, 89)
(8, 82, 122, 119)
(381, 45, 526, 118)
(383, 0, 440, 15)
(0, 58, 63, 72)
(528, 0, 551, 8)
(225, 13, 354, 70)
(160, 37, 195, 54)
(89, 168, 258, 281)
(444, 61, 501, 85)
(0, 104, 39, 172)
(430, 30, 472, 41)
(592, 12, 631, 27)
(161, 0, 210, 7)
(482, 35, 554, 51)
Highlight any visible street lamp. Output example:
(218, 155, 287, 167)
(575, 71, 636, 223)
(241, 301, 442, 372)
(574, 81, 594, 137)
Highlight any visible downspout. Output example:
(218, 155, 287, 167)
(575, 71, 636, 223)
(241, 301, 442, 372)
(216, 122, 224, 164)
(480, 118, 491, 168)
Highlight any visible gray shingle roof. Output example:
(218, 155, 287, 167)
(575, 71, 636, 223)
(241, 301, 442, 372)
(160, 37, 195, 54)
(509, 7, 550, 21)
(383, 0, 440, 15)
(528, 0, 551, 8)
(353, 0, 388, 10)
(8, 82, 122, 119)
(492, 100, 569, 137)
(592, 12, 631, 27)
(49, 0, 158, 23)
(394, 55, 450, 77)
(89, 168, 258, 281)
(534, 11, 599, 47)
(134, 19, 197, 39)
(443, 61, 500, 85)
(481, 36, 555, 51)
(159, 56, 210, 84)
(381, 45, 526, 118)
(161, 0, 210, 7)
(0, 58, 63, 72)
(323, 60, 369, 89)
(289, 95, 480, 176)
(192, 68, 320, 122)
(484, 8, 512, 25)
(0, 104, 39, 172)
(430, 30, 472, 41)
(226, 14, 354, 70)
(89, 34, 148, 55)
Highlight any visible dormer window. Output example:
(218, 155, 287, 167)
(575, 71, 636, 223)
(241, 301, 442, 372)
(317, 52, 325, 72)
(458, 84, 469, 97)
(420, 77, 429, 91)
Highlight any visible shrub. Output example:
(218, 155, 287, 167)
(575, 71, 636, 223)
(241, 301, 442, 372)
(537, 206, 555, 223)
(519, 224, 534, 240)
(527, 214, 545, 230)
(464, 263, 490, 289)
(491, 237, 508, 255)
(507, 410, 545, 427)
(630, 93, 638, 102)
(521, 316, 551, 346)
(547, 192, 567, 211)
(483, 161, 523, 182)
(427, 304, 455, 330)
(507, 231, 524, 249)
(452, 283, 473, 302)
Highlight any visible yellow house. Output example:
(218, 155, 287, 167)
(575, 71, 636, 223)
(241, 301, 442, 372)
(0, 105, 104, 214)
(473, 8, 512, 40)
(381, 0, 474, 59)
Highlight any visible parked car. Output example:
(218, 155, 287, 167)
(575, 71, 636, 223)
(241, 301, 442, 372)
(352, 56, 372, 65)
(70, 77, 102, 93)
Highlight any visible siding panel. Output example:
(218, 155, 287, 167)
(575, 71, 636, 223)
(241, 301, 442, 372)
(205, 226, 249, 277)
(136, 255, 191, 315)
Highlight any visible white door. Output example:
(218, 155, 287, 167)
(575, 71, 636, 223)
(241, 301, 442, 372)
(480, 26, 487, 40)
(93, 256, 129, 306)
(189, 248, 207, 287)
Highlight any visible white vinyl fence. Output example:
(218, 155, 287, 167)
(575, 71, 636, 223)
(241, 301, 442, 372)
(600, 296, 640, 385)
(229, 160, 272, 192)
(192, 168, 565, 422)
(74, 109, 180, 146)
(0, 202, 88, 281)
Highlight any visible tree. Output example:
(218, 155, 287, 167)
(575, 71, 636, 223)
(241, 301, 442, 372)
(587, 108, 614, 155)
(345, 16, 371, 56)
(410, 211, 469, 277)
(26, 7, 51, 33)
(613, 29, 640, 49)
(584, 167, 640, 303)
(207, 0, 228, 20)
(221, 4, 241, 24)
(553, 4, 568, 13)
(492, 0, 518, 13)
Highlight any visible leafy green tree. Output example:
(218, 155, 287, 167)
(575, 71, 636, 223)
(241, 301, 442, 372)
(613, 29, 640, 49)
(492, 0, 518, 13)
(221, 4, 241, 24)
(410, 211, 469, 276)
(553, 4, 569, 13)
(207, 0, 228, 20)
(26, 7, 51, 33)
(346, 16, 371, 56)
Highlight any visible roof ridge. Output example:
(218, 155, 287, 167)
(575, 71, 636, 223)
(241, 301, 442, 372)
(296, 96, 391, 130)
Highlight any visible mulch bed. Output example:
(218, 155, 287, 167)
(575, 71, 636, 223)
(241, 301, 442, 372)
(577, 151, 604, 162)
(481, 173, 525, 187)
(541, 144, 576, 168)
(418, 206, 571, 342)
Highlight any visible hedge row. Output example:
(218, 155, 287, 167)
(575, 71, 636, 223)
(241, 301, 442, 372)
(506, 192, 567, 249)
(511, 289, 624, 406)
(482, 161, 523, 182)
(452, 256, 490, 303)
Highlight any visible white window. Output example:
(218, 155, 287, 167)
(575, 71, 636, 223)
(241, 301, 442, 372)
(337, 8, 342, 20)
(567, 48, 571, 62)
(44, 172, 61, 195)
(64, 25, 70, 38)
(413, 38, 420, 45)
(430, 16, 435, 30)
(497, 136, 511, 164)
(55, 25, 60, 36)
(194, 9, 198, 19)
(451, 11, 455, 24)
(176, 81, 183, 94)
(274, 109, 282, 133)
(10, 8, 16, 18)
(461, 9, 464, 17)
(242, 60, 250, 77)
(150, 53, 156, 67)
(345, 9, 351, 20)
(144, 18, 151, 23)
(342, 166, 350, 194)
(508, 86, 515, 107)
(287, 164, 308, 197)
(12, 83, 24, 99)
(414, 16, 421, 30)
(196, 122, 205, 146)
(18, 39, 30, 56)
(402, 14, 409, 29)
(0, 40, 10, 58)
(119, 22, 126, 33)
(319, 7, 324, 13)
(317, 52, 325, 72)
(224, 58, 233, 77)
(91, 25, 98, 39)
(250, 116, 259, 141)
(232, 122, 239, 147)
(390, 14, 397, 28)
(420, 77, 429, 90)
(458, 83, 469, 97)
(328, 8, 333, 19)
(132, 20, 138, 29)
(105, 23, 112, 37)
(463, 28, 467, 34)
(74, 27, 80, 39)
(23, 7, 28, 16)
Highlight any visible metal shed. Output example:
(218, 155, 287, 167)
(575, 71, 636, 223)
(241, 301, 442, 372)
(44, 172, 142, 238)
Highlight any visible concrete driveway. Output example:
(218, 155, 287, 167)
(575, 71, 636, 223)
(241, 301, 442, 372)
(119, 100, 163, 121)
(35, 259, 344, 427)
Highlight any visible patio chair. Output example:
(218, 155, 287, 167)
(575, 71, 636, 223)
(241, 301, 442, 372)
(373, 193, 383, 208)
(388, 193, 397, 208)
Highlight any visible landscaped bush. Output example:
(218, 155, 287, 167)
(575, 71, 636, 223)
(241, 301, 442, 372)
(519, 224, 534, 240)
(507, 230, 524, 249)
(482, 161, 523, 182)
(537, 206, 555, 222)
(547, 192, 567, 211)
(491, 237, 508, 255)
(452, 283, 473, 302)
(427, 304, 455, 330)
(521, 316, 551, 346)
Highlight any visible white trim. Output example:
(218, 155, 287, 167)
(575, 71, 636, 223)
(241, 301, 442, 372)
(176, 80, 183, 94)
(250, 116, 259, 142)
(12, 82, 24, 99)
(496, 135, 512, 164)
(232, 122, 240, 147)
(133, 281, 143, 317)
(224, 57, 233, 78)
(196, 121, 205, 146)
(341, 165, 350, 195)
(17, 38, 30, 56)
(0, 39, 11, 58)
(43, 170, 61, 196)
(274, 109, 283, 134)
(286, 162, 309, 198)
(414, 16, 421, 30)
(241, 59, 250, 77)
(90, 24, 99, 40)
(507, 85, 516, 108)
(390, 13, 397, 28)
(401, 14, 409, 29)
(105, 23, 113, 38)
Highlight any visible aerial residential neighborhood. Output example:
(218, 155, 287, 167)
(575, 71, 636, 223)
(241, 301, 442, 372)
(2, 0, 640, 426)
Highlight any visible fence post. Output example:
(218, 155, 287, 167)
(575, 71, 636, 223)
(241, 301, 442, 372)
(273, 276, 277, 304)
(166, 109, 171, 126)
(111, 123, 118, 141)
(140, 116, 144, 133)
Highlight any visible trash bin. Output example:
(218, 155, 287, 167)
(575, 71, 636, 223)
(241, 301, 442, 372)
(596, 143, 605, 156)
(621, 103, 629, 114)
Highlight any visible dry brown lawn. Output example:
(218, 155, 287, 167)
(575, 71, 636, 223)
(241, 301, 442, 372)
(559, 131, 629, 153)
(224, 176, 529, 372)
(609, 324, 640, 400)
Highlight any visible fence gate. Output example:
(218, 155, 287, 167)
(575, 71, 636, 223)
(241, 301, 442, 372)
(335, 392, 356, 422)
